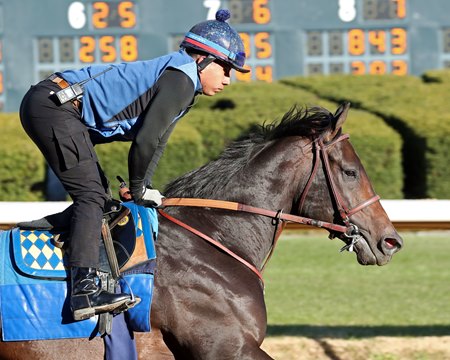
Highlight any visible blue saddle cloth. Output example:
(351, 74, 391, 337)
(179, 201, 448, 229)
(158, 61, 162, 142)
(0, 202, 157, 341)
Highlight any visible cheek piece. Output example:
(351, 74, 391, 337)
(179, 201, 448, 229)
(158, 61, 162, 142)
(197, 55, 216, 72)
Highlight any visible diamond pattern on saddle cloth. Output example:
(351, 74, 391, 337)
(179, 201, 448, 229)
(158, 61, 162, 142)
(136, 216, 143, 237)
(20, 230, 66, 271)
(14, 206, 148, 280)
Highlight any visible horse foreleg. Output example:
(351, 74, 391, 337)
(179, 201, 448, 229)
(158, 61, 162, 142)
(135, 328, 174, 360)
(162, 334, 274, 360)
(217, 338, 275, 360)
(231, 342, 274, 360)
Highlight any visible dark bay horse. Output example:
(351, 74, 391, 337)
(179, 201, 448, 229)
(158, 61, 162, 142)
(0, 103, 402, 359)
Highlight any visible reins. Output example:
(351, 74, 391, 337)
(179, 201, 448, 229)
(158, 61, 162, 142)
(160, 198, 350, 233)
(158, 209, 265, 282)
(159, 133, 381, 283)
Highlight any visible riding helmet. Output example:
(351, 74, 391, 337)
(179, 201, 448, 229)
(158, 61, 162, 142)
(180, 9, 250, 73)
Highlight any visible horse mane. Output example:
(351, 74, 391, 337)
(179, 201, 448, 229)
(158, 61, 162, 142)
(164, 105, 334, 198)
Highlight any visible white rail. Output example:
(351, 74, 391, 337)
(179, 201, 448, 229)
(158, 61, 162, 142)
(0, 200, 449, 225)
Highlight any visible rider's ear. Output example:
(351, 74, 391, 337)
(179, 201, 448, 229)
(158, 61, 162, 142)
(324, 102, 351, 142)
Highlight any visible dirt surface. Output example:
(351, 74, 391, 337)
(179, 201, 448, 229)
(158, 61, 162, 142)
(261, 336, 450, 360)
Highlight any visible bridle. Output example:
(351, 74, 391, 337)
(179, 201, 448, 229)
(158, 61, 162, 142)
(299, 133, 380, 251)
(158, 133, 380, 282)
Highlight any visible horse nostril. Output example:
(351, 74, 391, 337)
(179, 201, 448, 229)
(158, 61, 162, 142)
(383, 236, 402, 252)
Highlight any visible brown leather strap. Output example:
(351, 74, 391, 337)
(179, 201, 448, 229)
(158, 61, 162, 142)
(158, 209, 264, 283)
(318, 135, 380, 223)
(298, 143, 320, 214)
(109, 208, 131, 229)
(163, 198, 240, 211)
(319, 137, 351, 222)
(260, 220, 286, 273)
(162, 198, 349, 233)
(101, 219, 120, 279)
(50, 76, 70, 89)
(346, 195, 381, 217)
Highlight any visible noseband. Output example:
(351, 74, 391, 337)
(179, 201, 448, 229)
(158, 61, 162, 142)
(159, 133, 381, 281)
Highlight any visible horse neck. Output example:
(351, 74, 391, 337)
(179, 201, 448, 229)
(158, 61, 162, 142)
(213, 136, 314, 267)
(233, 136, 313, 211)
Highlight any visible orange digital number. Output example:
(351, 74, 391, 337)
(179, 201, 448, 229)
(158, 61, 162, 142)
(391, 28, 407, 55)
(255, 66, 272, 82)
(392, 60, 408, 75)
(79, 36, 96, 62)
(253, 0, 271, 25)
(92, 2, 109, 29)
(348, 29, 365, 56)
(351, 61, 366, 75)
(368, 30, 386, 53)
(100, 36, 116, 62)
(239, 32, 251, 58)
(255, 32, 271, 59)
(118, 1, 136, 28)
(369, 60, 387, 74)
(393, 0, 406, 19)
(0, 71, 3, 94)
(236, 66, 252, 82)
(120, 35, 138, 61)
(80, 35, 138, 63)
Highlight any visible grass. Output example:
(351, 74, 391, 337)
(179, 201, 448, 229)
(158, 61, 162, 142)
(263, 231, 450, 338)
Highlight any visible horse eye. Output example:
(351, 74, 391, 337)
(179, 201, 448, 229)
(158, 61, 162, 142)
(344, 169, 358, 178)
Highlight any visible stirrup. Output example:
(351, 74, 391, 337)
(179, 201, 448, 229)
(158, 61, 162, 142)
(97, 295, 141, 335)
(72, 296, 134, 321)
(112, 296, 141, 315)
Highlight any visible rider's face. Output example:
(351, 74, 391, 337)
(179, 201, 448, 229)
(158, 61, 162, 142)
(199, 59, 232, 96)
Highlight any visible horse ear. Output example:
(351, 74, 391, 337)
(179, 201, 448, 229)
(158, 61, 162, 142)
(324, 102, 351, 142)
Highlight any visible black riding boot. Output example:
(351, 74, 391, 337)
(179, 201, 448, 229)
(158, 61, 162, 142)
(70, 267, 131, 321)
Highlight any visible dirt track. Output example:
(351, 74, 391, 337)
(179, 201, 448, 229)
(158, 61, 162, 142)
(261, 336, 450, 359)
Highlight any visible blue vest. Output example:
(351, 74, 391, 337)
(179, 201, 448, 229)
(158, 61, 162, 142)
(60, 50, 201, 138)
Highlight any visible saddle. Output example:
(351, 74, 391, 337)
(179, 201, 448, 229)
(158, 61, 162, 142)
(0, 201, 158, 341)
(17, 199, 136, 274)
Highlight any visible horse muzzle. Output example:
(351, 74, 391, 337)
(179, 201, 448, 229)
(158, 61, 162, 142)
(339, 228, 403, 266)
(363, 230, 403, 265)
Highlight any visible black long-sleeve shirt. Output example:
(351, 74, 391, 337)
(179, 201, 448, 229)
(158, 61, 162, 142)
(128, 68, 197, 197)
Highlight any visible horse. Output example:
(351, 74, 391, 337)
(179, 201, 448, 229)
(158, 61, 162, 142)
(0, 102, 403, 359)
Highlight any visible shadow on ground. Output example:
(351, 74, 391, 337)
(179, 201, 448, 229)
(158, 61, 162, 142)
(267, 324, 450, 338)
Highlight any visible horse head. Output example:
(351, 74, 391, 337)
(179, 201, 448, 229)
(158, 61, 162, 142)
(296, 102, 403, 265)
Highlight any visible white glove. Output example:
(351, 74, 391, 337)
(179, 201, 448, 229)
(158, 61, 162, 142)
(137, 187, 164, 207)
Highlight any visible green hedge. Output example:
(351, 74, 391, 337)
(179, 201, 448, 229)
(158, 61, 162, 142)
(0, 115, 206, 200)
(96, 121, 205, 191)
(281, 74, 450, 198)
(0, 114, 45, 201)
(0, 81, 405, 200)
(421, 69, 450, 84)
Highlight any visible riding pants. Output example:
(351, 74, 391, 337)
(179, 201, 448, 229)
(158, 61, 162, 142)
(19, 79, 109, 268)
